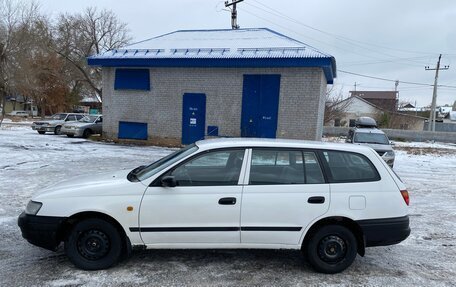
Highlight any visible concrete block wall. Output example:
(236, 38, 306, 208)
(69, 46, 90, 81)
(323, 126, 456, 143)
(102, 67, 327, 144)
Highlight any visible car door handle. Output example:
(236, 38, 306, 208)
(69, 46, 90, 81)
(308, 196, 325, 204)
(218, 197, 236, 205)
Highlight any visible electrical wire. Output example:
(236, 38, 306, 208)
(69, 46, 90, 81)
(338, 70, 456, 88)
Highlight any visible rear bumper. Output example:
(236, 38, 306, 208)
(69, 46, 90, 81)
(17, 212, 67, 251)
(357, 215, 410, 247)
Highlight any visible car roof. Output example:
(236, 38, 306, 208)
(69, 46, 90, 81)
(195, 137, 374, 153)
(353, 128, 386, 134)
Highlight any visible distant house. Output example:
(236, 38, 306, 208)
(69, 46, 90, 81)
(331, 95, 426, 130)
(349, 91, 398, 111)
(88, 28, 337, 145)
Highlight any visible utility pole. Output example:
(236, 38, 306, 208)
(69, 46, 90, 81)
(225, 0, 244, 29)
(395, 80, 399, 110)
(425, 54, 449, 132)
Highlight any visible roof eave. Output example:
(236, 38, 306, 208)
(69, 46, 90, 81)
(87, 57, 336, 84)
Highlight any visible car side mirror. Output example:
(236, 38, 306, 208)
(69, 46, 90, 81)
(390, 141, 395, 146)
(161, 176, 177, 187)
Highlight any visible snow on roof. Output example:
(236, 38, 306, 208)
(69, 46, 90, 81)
(88, 28, 337, 83)
(93, 28, 332, 60)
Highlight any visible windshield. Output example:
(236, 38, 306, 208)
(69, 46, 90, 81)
(354, 132, 389, 145)
(51, 114, 66, 120)
(79, 115, 98, 123)
(133, 144, 198, 181)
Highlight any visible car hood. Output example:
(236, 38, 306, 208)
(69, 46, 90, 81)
(33, 169, 146, 200)
(354, 142, 393, 152)
(34, 120, 63, 125)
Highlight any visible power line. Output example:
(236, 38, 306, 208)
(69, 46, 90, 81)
(242, 4, 433, 67)
(337, 70, 456, 88)
(248, 0, 452, 56)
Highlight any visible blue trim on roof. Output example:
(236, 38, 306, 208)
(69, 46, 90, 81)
(88, 57, 335, 84)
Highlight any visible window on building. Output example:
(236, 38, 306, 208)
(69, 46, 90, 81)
(114, 69, 150, 90)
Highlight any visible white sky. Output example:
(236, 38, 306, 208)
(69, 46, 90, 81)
(39, 0, 456, 107)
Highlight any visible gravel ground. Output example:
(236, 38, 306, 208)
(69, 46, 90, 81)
(1, 126, 455, 286)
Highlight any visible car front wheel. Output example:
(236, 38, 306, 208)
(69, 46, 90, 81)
(305, 225, 357, 274)
(65, 218, 122, 270)
(54, 126, 62, 135)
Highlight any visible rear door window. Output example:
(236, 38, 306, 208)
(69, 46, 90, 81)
(249, 149, 325, 185)
(321, 151, 380, 183)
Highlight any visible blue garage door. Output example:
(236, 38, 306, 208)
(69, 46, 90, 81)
(241, 75, 281, 138)
(118, 121, 148, 140)
(182, 93, 206, 145)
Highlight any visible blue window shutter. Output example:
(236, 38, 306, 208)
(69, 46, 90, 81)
(118, 121, 148, 140)
(114, 69, 150, 90)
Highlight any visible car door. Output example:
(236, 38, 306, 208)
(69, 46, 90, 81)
(240, 148, 330, 245)
(139, 148, 247, 245)
(94, 116, 102, 133)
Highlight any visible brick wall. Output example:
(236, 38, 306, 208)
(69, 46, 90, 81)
(102, 67, 327, 144)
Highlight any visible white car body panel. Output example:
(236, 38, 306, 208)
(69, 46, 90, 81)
(27, 138, 409, 251)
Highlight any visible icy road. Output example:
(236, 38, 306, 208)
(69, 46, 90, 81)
(0, 125, 455, 286)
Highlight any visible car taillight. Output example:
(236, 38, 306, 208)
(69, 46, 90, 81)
(400, 189, 409, 206)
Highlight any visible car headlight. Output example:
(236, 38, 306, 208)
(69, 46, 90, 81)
(25, 200, 42, 215)
(384, 151, 395, 157)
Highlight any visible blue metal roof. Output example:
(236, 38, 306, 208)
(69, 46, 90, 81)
(88, 28, 336, 84)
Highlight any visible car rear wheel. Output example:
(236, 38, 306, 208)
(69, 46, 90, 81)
(37, 131, 45, 134)
(305, 225, 357, 274)
(65, 218, 122, 270)
(54, 126, 62, 135)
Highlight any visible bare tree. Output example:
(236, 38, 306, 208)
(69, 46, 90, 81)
(324, 86, 350, 126)
(53, 7, 131, 101)
(0, 0, 39, 126)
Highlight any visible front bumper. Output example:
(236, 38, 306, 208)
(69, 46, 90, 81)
(17, 212, 67, 251)
(32, 125, 55, 132)
(61, 127, 83, 137)
(382, 155, 395, 168)
(357, 215, 410, 247)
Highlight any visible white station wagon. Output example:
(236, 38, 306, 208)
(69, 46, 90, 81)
(18, 138, 410, 273)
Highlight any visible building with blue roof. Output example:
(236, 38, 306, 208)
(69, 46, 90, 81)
(88, 28, 336, 144)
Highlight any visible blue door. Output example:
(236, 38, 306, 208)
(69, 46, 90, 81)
(241, 75, 281, 138)
(182, 93, 206, 145)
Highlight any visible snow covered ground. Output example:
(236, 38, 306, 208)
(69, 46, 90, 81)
(0, 125, 455, 286)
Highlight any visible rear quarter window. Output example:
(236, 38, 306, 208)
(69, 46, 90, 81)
(321, 150, 380, 183)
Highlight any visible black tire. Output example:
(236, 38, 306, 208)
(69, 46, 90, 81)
(67, 134, 74, 138)
(65, 218, 122, 270)
(37, 131, 45, 134)
(82, 129, 92, 138)
(305, 225, 357, 274)
(54, 126, 62, 135)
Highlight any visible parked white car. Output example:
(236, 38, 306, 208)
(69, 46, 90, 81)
(61, 115, 103, 138)
(18, 138, 410, 273)
(32, 113, 86, 135)
(8, 110, 30, 117)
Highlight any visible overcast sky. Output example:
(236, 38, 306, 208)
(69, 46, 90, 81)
(40, 0, 456, 106)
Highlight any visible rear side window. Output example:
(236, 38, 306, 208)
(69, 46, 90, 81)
(249, 149, 325, 185)
(321, 151, 380, 183)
